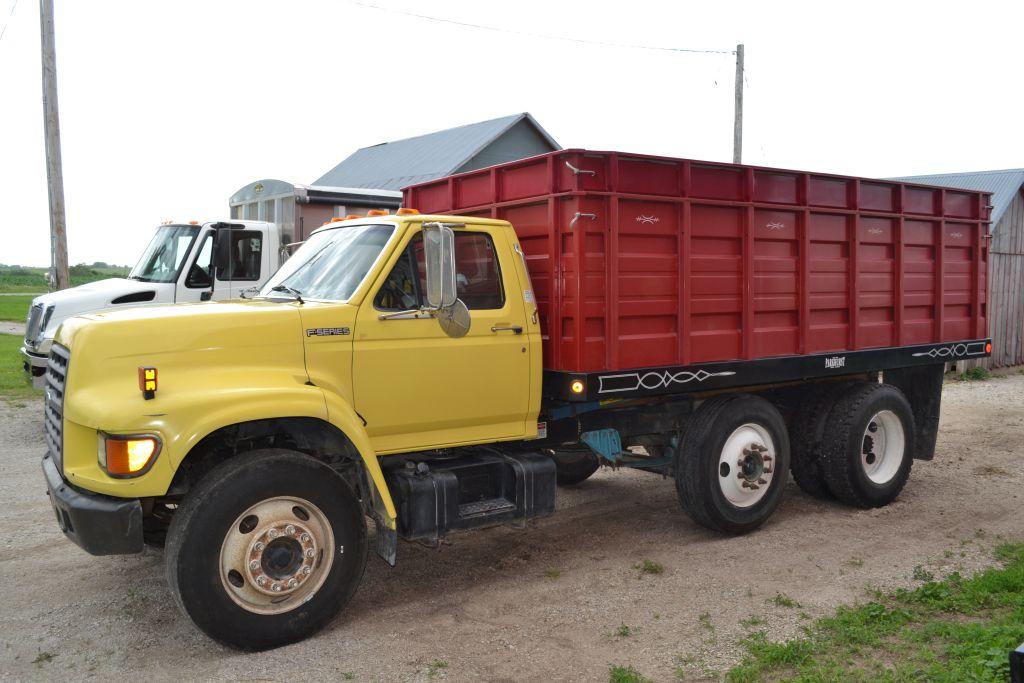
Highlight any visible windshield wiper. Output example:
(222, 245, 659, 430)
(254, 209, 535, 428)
(271, 285, 304, 304)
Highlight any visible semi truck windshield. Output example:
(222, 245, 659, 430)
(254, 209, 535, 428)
(129, 225, 200, 283)
(259, 223, 394, 302)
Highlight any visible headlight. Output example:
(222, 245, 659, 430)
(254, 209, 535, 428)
(37, 304, 55, 341)
(97, 433, 162, 477)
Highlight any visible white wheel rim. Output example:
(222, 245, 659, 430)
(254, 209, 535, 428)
(861, 410, 905, 484)
(219, 496, 335, 615)
(717, 423, 776, 508)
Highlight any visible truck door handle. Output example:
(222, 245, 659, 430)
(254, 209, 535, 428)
(491, 325, 523, 335)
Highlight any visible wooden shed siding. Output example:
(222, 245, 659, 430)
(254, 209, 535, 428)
(960, 188, 1024, 370)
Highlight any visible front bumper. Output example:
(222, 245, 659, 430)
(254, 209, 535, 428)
(21, 345, 48, 389)
(42, 451, 144, 555)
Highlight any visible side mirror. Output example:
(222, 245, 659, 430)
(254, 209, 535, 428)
(214, 232, 233, 280)
(423, 223, 457, 309)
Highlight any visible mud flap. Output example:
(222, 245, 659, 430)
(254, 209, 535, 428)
(884, 364, 943, 461)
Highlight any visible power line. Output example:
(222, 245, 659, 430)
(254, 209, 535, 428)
(347, 1, 733, 55)
(0, 0, 18, 44)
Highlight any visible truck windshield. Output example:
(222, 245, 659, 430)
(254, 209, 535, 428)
(258, 223, 395, 301)
(129, 225, 200, 283)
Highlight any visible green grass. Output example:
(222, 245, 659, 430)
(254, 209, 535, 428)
(0, 264, 129, 293)
(0, 334, 39, 401)
(728, 542, 1024, 682)
(608, 664, 651, 683)
(634, 559, 664, 576)
(767, 592, 801, 609)
(960, 366, 991, 381)
(0, 295, 34, 322)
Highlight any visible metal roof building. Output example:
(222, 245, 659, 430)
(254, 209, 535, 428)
(889, 168, 1024, 368)
(312, 113, 561, 190)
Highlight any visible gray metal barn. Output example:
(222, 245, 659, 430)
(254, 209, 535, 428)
(891, 169, 1024, 368)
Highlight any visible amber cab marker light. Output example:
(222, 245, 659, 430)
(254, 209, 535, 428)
(138, 366, 157, 400)
(396, 207, 420, 215)
(570, 379, 585, 395)
(366, 209, 389, 216)
(986, 342, 992, 354)
(101, 435, 160, 477)
(344, 214, 361, 219)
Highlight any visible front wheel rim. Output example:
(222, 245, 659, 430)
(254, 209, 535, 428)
(219, 496, 336, 615)
(861, 410, 905, 484)
(717, 423, 776, 508)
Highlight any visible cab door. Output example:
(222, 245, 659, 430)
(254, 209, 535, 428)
(352, 225, 532, 454)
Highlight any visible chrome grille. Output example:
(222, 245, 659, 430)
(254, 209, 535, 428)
(44, 344, 70, 471)
(25, 303, 44, 345)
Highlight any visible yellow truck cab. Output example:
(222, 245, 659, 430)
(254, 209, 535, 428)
(42, 213, 547, 649)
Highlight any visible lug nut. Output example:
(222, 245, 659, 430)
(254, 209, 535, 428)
(303, 566, 312, 575)
(256, 576, 266, 586)
(272, 583, 282, 592)
(285, 525, 296, 535)
(253, 542, 264, 552)
(300, 533, 311, 543)
(249, 560, 259, 571)
(288, 579, 298, 588)
(305, 548, 314, 559)
(268, 528, 279, 539)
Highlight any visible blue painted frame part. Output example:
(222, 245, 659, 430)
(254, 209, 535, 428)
(580, 428, 623, 463)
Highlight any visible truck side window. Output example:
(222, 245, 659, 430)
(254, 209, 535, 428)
(185, 235, 213, 288)
(456, 233, 504, 309)
(375, 235, 424, 311)
(375, 231, 504, 311)
(225, 231, 262, 281)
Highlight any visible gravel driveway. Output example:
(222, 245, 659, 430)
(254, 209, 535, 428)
(1, 373, 1022, 681)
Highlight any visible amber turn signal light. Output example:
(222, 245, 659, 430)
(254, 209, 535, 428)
(138, 366, 157, 400)
(366, 209, 389, 216)
(396, 207, 420, 215)
(99, 434, 161, 477)
(570, 379, 585, 394)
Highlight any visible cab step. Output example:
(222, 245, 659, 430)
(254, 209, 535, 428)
(384, 450, 556, 544)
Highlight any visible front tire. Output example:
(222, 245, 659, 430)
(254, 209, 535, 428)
(165, 449, 368, 650)
(819, 383, 915, 508)
(674, 394, 790, 534)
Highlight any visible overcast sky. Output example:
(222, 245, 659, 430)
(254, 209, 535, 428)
(1, 0, 1021, 267)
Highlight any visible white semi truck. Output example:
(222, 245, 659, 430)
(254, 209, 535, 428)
(22, 220, 282, 386)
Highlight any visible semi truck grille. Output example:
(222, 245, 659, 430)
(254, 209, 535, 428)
(44, 344, 70, 471)
(25, 303, 44, 344)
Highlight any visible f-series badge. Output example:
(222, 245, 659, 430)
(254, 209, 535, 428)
(824, 356, 846, 369)
(306, 327, 350, 337)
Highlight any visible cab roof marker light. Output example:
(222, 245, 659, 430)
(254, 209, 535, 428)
(396, 208, 419, 215)
(366, 209, 389, 216)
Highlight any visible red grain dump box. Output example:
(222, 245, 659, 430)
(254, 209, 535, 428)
(404, 149, 992, 376)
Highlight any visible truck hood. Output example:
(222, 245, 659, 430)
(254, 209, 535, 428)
(55, 301, 310, 428)
(27, 278, 172, 345)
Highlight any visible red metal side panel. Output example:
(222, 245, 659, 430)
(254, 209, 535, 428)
(401, 149, 991, 375)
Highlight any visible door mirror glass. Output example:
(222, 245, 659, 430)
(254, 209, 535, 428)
(423, 224, 457, 309)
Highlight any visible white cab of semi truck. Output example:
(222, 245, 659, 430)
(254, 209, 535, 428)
(21, 220, 280, 386)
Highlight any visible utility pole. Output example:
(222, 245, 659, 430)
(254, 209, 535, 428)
(40, 0, 69, 290)
(733, 43, 744, 165)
